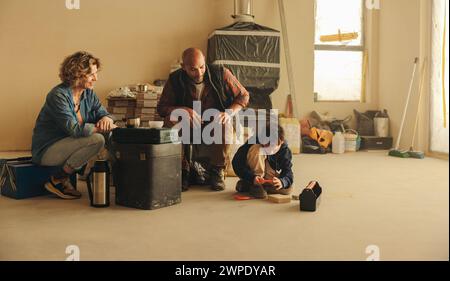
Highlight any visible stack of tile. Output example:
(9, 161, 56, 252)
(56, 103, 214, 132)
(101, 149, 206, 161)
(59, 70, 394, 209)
(107, 97, 136, 121)
(134, 86, 164, 122)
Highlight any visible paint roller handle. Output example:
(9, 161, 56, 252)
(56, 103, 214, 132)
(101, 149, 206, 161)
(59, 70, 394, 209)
(260, 179, 275, 184)
(255, 177, 275, 185)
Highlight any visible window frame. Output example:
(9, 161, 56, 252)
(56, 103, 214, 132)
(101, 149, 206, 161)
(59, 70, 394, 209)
(429, 0, 449, 155)
(313, 0, 366, 102)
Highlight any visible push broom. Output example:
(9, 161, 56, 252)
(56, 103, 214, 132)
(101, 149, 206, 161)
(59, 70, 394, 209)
(408, 59, 427, 159)
(389, 57, 419, 158)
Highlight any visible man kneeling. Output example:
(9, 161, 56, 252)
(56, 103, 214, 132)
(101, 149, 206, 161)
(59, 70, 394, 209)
(232, 125, 293, 199)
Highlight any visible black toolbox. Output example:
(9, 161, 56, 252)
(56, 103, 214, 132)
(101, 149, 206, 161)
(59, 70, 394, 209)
(0, 157, 77, 199)
(360, 136, 393, 150)
(112, 142, 182, 210)
(112, 128, 178, 144)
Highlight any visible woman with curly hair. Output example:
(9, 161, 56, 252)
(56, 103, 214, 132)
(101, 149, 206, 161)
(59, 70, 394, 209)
(32, 51, 116, 199)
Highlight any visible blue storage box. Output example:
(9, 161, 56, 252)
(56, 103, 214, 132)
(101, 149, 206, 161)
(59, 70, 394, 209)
(0, 157, 77, 199)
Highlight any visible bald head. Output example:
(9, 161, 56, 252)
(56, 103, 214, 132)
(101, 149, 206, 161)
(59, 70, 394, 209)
(182, 48, 204, 64)
(181, 48, 206, 83)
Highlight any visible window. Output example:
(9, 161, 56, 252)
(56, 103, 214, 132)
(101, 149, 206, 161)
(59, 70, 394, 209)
(430, 0, 449, 154)
(314, 0, 365, 102)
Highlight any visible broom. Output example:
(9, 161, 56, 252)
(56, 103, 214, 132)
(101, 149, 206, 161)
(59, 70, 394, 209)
(408, 59, 427, 159)
(389, 57, 419, 158)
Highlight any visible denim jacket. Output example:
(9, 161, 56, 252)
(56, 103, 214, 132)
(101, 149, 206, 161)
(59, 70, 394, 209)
(32, 83, 111, 164)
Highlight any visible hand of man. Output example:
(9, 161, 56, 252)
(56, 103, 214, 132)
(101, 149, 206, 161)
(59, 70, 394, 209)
(272, 177, 283, 190)
(215, 112, 231, 125)
(184, 107, 202, 129)
(96, 116, 116, 133)
(253, 176, 265, 186)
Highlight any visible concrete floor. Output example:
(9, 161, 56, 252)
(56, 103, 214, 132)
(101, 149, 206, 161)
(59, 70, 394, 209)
(0, 151, 448, 261)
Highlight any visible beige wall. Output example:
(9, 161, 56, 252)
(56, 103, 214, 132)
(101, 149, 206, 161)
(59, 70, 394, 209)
(0, 0, 230, 150)
(0, 0, 423, 151)
(378, 0, 426, 151)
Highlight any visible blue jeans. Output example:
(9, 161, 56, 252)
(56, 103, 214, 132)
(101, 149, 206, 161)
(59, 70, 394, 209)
(40, 134, 105, 170)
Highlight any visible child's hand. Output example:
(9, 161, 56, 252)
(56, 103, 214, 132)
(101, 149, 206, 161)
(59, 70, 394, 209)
(254, 176, 265, 186)
(273, 177, 283, 190)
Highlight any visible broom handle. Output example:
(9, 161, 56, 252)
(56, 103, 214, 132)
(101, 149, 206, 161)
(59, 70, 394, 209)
(411, 59, 427, 150)
(395, 57, 418, 150)
(278, 0, 298, 118)
(442, 0, 447, 128)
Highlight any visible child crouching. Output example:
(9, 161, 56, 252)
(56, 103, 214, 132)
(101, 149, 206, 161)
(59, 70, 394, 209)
(232, 124, 293, 199)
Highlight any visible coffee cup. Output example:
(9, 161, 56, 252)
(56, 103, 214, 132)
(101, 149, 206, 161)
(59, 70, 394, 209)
(126, 118, 140, 128)
(137, 84, 148, 92)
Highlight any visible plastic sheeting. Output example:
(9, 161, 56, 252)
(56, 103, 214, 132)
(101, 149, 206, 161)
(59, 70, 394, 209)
(207, 22, 281, 109)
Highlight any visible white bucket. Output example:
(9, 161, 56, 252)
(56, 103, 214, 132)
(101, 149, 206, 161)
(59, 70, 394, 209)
(374, 117, 389, 137)
(344, 129, 359, 152)
(332, 132, 345, 154)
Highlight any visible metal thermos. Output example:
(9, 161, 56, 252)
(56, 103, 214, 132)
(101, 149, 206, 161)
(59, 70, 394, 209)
(87, 160, 110, 208)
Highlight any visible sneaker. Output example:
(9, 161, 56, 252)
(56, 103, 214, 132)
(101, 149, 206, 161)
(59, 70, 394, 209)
(235, 180, 251, 193)
(249, 184, 268, 199)
(44, 177, 79, 200)
(77, 158, 95, 181)
(209, 167, 226, 191)
(61, 178, 82, 198)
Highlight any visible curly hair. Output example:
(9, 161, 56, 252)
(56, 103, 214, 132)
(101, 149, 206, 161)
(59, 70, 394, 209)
(59, 51, 101, 87)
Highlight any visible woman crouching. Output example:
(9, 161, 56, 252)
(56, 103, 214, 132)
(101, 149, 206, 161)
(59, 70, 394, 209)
(32, 51, 116, 199)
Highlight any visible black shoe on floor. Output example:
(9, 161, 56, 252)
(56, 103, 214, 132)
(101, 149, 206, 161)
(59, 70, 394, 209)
(182, 169, 190, 192)
(209, 167, 226, 191)
(190, 161, 208, 185)
(249, 184, 268, 199)
(235, 180, 251, 193)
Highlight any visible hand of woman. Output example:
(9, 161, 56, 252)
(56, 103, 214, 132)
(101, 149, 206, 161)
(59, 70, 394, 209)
(96, 116, 115, 132)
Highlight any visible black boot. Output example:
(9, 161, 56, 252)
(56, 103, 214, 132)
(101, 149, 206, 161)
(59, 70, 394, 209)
(182, 169, 190, 192)
(209, 167, 226, 191)
(190, 161, 208, 185)
(249, 184, 268, 199)
(235, 180, 252, 193)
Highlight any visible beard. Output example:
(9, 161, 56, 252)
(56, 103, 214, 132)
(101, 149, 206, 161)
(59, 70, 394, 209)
(190, 76, 204, 84)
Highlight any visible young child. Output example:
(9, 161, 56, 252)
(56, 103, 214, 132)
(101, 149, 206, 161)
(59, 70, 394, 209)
(232, 124, 294, 199)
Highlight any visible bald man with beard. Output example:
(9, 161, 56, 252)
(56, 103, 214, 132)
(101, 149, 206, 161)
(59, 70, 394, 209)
(157, 48, 249, 192)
